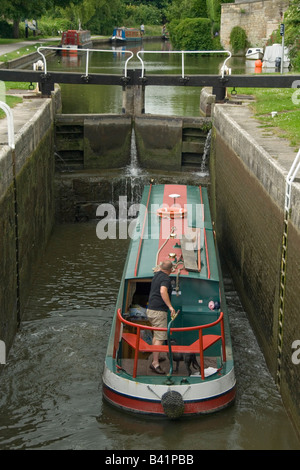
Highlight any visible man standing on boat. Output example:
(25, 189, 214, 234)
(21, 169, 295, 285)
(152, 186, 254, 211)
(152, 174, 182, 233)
(146, 260, 175, 374)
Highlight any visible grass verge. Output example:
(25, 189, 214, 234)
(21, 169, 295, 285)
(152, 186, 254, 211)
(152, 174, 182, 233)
(228, 87, 300, 148)
(0, 40, 58, 62)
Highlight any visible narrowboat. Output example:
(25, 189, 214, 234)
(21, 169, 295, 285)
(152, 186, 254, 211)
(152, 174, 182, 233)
(262, 44, 290, 69)
(60, 30, 93, 50)
(110, 27, 142, 43)
(102, 184, 236, 418)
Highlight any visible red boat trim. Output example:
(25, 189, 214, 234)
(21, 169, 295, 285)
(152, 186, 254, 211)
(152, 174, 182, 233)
(103, 383, 236, 416)
(157, 185, 189, 271)
(116, 308, 226, 378)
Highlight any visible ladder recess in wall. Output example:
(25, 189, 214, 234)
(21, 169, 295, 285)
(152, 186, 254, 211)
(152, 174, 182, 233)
(55, 123, 84, 170)
(181, 123, 208, 169)
(276, 148, 300, 390)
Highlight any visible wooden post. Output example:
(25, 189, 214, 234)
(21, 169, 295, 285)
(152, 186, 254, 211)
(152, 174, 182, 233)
(122, 69, 145, 115)
(122, 84, 145, 115)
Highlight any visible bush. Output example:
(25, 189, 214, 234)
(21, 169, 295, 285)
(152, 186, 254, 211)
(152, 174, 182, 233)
(36, 17, 75, 36)
(87, 1, 125, 35)
(266, 28, 281, 46)
(0, 20, 13, 38)
(292, 52, 300, 71)
(124, 4, 162, 27)
(284, 0, 300, 71)
(229, 26, 248, 53)
(169, 18, 213, 50)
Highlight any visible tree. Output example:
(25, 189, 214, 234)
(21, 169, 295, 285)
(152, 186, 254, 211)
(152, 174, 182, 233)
(0, 0, 45, 37)
(284, 0, 300, 69)
(86, 0, 125, 35)
(166, 0, 207, 22)
(169, 17, 213, 50)
(123, 0, 171, 9)
(0, 0, 81, 38)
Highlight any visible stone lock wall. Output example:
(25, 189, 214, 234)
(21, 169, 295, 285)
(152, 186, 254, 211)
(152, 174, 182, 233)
(0, 91, 61, 356)
(220, 0, 290, 50)
(210, 102, 300, 436)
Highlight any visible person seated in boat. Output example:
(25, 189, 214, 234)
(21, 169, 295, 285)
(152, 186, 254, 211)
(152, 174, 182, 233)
(146, 260, 176, 374)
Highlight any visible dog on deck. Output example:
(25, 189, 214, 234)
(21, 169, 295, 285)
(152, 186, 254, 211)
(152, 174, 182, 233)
(169, 340, 200, 375)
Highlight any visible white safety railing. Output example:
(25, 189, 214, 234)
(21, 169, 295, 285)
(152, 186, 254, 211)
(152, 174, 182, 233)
(37, 47, 231, 80)
(136, 50, 232, 79)
(285, 147, 300, 212)
(37, 46, 134, 78)
(0, 101, 15, 149)
(276, 147, 300, 389)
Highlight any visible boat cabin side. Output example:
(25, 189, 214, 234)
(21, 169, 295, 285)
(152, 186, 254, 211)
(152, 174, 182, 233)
(107, 185, 229, 377)
(61, 30, 92, 48)
(111, 27, 141, 41)
(120, 274, 223, 355)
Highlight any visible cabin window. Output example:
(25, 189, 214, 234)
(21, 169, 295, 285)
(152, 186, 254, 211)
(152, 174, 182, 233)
(125, 280, 152, 316)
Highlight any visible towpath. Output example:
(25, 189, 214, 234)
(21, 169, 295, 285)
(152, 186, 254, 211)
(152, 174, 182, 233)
(217, 103, 299, 174)
(0, 35, 108, 57)
(0, 38, 60, 56)
(0, 94, 47, 149)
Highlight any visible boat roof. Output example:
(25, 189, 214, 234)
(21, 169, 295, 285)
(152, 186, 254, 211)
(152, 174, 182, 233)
(263, 44, 289, 61)
(113, 27, 140, 31)
(124, 184, 219, 282)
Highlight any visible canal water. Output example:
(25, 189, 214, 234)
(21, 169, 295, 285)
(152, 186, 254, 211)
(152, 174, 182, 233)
(44, 39, 247, 115)
(1, 40, 299, 450)
(0, 222, 299, 450)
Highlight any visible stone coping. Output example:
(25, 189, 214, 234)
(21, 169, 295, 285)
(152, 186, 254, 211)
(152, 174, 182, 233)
(212, 102, 300, 229)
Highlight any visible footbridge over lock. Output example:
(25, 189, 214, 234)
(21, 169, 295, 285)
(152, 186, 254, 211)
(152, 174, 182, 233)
(0, 47, 300, 113)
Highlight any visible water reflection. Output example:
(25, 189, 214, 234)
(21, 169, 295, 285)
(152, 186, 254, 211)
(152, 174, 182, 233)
(44, 40, 247, 116)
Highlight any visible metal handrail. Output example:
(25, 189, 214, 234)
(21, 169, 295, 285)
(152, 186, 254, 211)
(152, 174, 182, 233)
(118, 307, 223, 333)
(276, 147, 300, 388)
(37, 46, 134, 78)
(115, 308, 226, 378)
(136, 49, 232, 79)
(37, 47, 231, 81)
(0, 101, 15, 149)
(285, 147, 300, 212)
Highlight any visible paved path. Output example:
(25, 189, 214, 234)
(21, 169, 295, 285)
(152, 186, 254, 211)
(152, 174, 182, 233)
(221, 104, 299, 174)
(0, 35, 109, 148)
(0, 95, 46, 148)
(0, 38, 60, 56)
(0, 35, 108, 56)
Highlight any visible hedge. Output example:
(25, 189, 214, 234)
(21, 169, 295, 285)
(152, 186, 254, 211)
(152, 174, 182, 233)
(169, 17, 213, 50)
